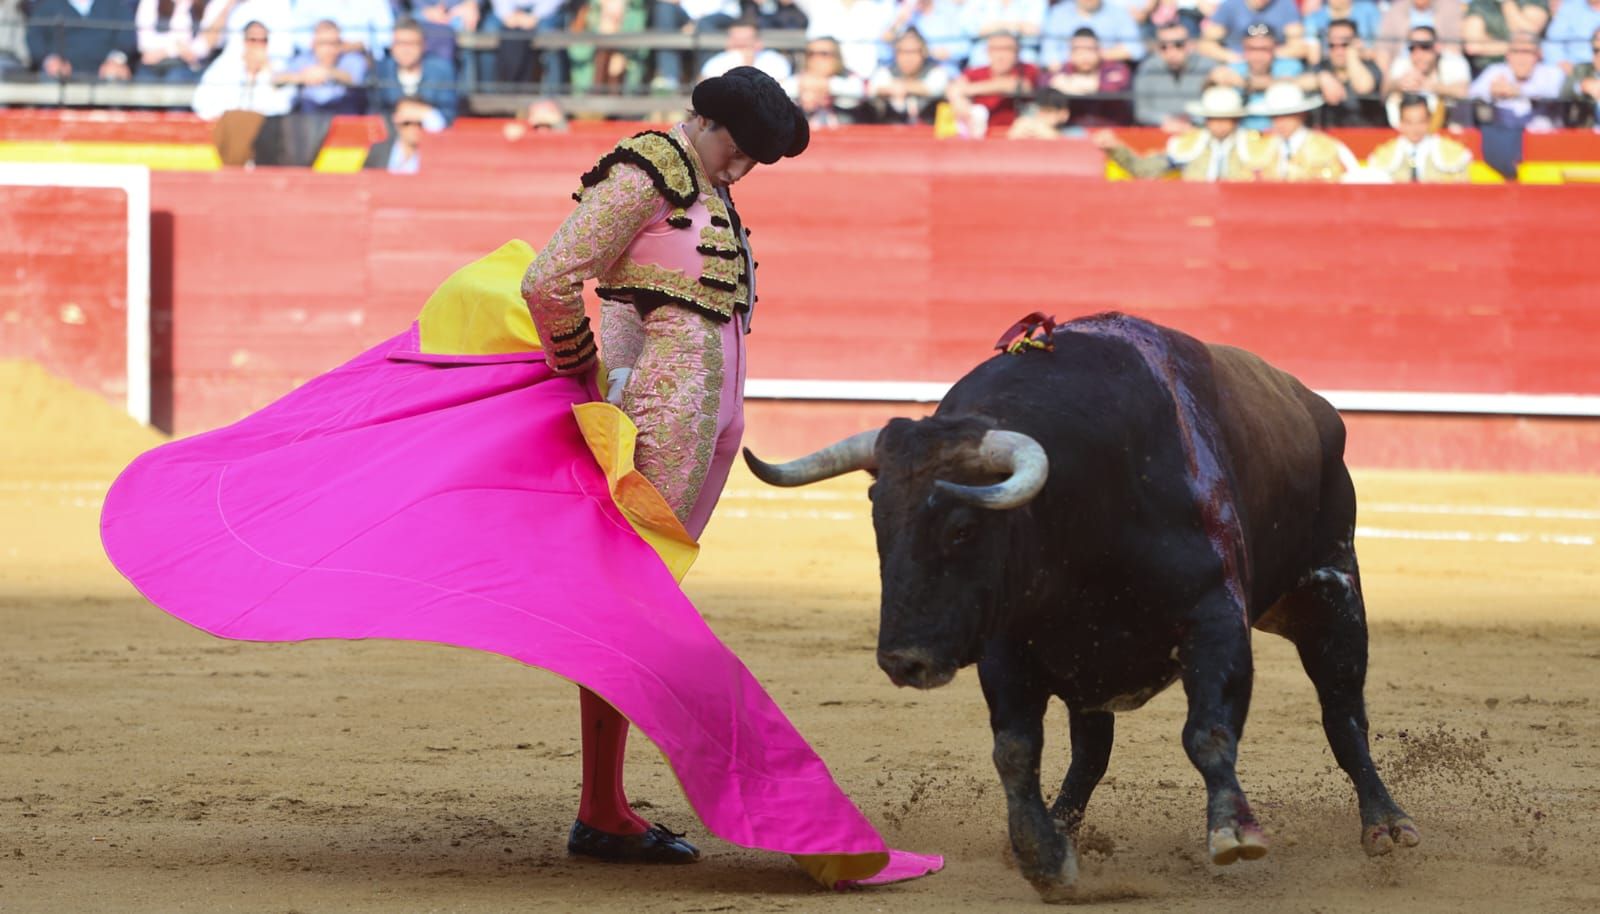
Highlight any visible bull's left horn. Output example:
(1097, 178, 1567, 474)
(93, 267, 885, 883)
(934, 430, 1049, 510)
(743, 429, 880, 487)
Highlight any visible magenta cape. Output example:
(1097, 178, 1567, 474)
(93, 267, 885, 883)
(100, 329, 939, 888)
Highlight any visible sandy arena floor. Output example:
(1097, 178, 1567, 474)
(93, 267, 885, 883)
(2, 361, 1597, 913)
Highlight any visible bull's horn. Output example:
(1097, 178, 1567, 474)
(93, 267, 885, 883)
(933, 430, 1049, 510)
(742, 429, 880, 487)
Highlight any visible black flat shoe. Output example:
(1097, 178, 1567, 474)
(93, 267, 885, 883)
(567, 819, 701, 864)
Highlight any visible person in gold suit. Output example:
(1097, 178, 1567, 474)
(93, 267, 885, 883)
(1092, 86, 1278, 181)
(1366, 93, 1474, 182)
(1248, 83, 1361, 181)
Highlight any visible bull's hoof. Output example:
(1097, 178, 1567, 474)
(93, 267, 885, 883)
(1023, 842, 1080, 903)
(1362, 816, 1421, 856)
(1208, 822, 1268, 865)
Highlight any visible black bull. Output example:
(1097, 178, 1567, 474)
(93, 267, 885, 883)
(745, 314, 1419, 901)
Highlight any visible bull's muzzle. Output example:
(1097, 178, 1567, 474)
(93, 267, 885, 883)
(877, 647, 958, 690)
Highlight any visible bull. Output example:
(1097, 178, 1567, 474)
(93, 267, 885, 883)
(745, 313, 1420, 901)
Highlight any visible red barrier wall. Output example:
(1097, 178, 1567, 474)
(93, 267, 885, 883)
(0, 184, 129, 405)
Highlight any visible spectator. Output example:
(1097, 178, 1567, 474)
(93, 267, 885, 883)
(1133, 20, 1211, 130)
(410, 1, 481, 65)
(754, 0, 808, 31)
(569, 0, 649, 93)
(805, 0, 897, 78)
(1046, 27, 1132, 124)
(197, 0, 293, 62)
(650, 0, 741, 90)
(371, 18, 458, 127)
(280, 19, 367, 114)
(287, 0, 393, 57)
(489, 0, 569, 93)
(1468, 30, 1564, 130)
(889, 0, 971, 69)
(1316, 18, 1383, 125)
(134, 0, 209, 84)
(1006, 84, 1074, 135)
(866, 26, 951, 122)
(1559, 27, 1600, 126)
(1464, 0, 1549, 74)
(1303, 0, 1380, 51)
(963, 0, 1046, 68)
(1366, 92, 1474, 179)
(1093, 85, 1277, 179)
(700, 18, 792, 80)
(1209, 22, 1317, 130)
(365, 96, 433, 174)
(1, 0, 29, 78)
(1042, 0, 1143, 67)
(1200, 0, 1311, 63)
(1542, 0, 1600, 72)
(502, 97, 570, 140)
(946, 30, 1044, 135)
(191, 19, 293, 119)
(1382, 25, 1471, 126)
(1374, 0, 1466, 70)
(27, 0, 138, 81)
(783, 35, 868, 125)
(1249, 82, 1359, 179)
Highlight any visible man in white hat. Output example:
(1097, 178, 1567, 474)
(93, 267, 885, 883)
(1366, 93, 1473, 182)
(1092, 85, 1277, 181)
(1249, 82, 1361, 181)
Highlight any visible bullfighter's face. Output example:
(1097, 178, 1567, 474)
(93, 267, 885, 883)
(870, 419, 1018, 689)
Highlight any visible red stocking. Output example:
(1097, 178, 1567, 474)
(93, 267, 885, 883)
(576, 687, 649, 834)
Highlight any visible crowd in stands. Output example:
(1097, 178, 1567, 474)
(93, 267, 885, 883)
(3, 0, 1599, 176)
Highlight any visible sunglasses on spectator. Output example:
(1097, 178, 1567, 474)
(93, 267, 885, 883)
(395, 119, 423, 127)
(806, 48, 837, 57)
(1244, 23, 1275, 39)
(1158, 39, 1187, 48)
(244, 36, 268, 44)
(1409, 40, 1436, 50)
(1327, 40, 1351, 48)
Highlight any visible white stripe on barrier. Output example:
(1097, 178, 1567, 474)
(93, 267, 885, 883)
(743, 379, 1600, 417)
(1, 163, 152, 425)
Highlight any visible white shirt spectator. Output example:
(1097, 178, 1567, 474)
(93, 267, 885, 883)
(805, 0, 897, 79)
(866, 59, 951, 120)
(197, 0, 294, 62)
(1384, 49, 1471, 125)
(701, 48, 794, 80)
(191, 47, 295, 120)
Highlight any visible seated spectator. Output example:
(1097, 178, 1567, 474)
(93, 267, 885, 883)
(280, 19, 367, 115)
(192, 19, 293, 119)
(1559, 27, 1600, 127)
(1316, 18, 1383, 125)
(963, 0, 1047, 68)
(288, 0, 393, 58)
(867, 26, 951, 122)
(569, 0, 648, 93)
(1249, 82, 1359, 180)
(946, 30, 1043, 136)
(1302, 0, 1380, 51)
(1042, 0, 1143, 68)
(805, 0, 896, 79)
(1093, 85, 1278, 180)
(1545, 1, 1600, 73)
(1208, 22, 1316, 130)
(0, 0, 28, 78)
(27, 0, 138, 81)
(1374, 0, 1465, 70)
(1366, 92, 1474, 180)
(364, 96, 433, 174)
(502, 98, 570, 140)
(1134, 20, 1212, 131)
(754, 0, 808, 31)
(1468, 31, 1564, 130)
(783, 35, 868, 126)
(889, 0, 970, 70)
(134, 0, 209, 84)
(1199, 0, 1311, 63)
(700, 18, 793, 80)
(1383, 25, 1470, 126)
(371, 18, 457, 127)
(1006, 85, 1074, 136)
(489, 0, 569, 93)
(651, 0, 741, 90)
(197, 0, 293, 63)
(1464, 0, 1549, 74)
(411, 1, 480, 65)
(1046, 28, 1133, 124)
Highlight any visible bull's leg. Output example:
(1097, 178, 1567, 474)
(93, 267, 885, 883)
(1280, 554, 1420, 856)
(1049, 709, 1114, 833)
(980, 659, 1076, 902)
(1179, 594, 1268, 866)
